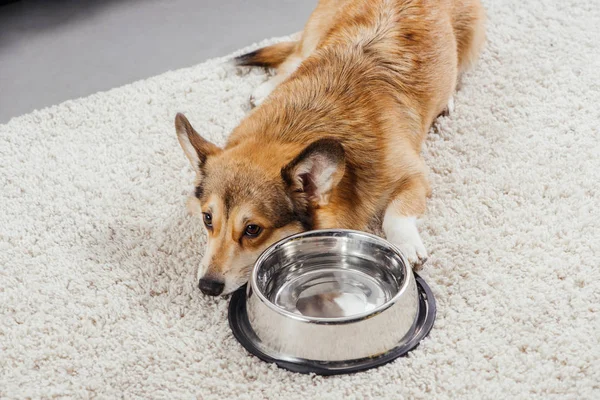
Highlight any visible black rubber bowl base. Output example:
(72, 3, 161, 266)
(228, 274, 436, 376)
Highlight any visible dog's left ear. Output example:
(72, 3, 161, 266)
(281, 138, 345, 207)
(175, 113, 221, 171)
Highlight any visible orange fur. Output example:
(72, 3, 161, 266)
(176, 0, 485, 295)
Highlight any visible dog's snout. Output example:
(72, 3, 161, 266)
(198, 278, 225, 296)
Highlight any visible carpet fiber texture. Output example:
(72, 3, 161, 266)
(1, 0, 599, 398)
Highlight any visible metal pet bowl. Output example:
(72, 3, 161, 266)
(228, 229, 436, 375)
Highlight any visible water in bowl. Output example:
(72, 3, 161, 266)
(272, 267, 393, 319)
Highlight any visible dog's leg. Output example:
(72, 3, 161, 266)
(250, 0, 342, 107)
(250, 56, 302, 107)
(382, 174, 429, 269)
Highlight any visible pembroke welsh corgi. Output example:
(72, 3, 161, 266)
(176, 0, 485, 296)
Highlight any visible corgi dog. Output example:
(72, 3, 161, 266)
(176, 0, 485, 296)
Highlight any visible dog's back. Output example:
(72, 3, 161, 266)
(238, 0, 485, 127)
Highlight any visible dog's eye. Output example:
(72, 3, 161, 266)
(244, 224, 262, 237)
(203, 213, 213, 228)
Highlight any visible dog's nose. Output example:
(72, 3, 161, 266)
(198, 278, 225, 296)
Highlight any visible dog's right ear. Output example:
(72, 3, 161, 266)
(175, 113, 221, 171)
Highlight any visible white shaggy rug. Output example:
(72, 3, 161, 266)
(1, 0, 599, 398)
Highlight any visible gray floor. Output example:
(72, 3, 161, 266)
(0, 0, 315, 123)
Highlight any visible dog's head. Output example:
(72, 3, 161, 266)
(175, 113, 345, 295)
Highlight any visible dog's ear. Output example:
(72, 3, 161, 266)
(175, 113, 221, 171)
(281, 139, 345, 207)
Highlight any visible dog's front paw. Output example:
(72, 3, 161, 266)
(383, 216, 428, 270)
(392, 239, 428, 270)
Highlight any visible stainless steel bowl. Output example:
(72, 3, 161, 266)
(228, 229, 435, 373)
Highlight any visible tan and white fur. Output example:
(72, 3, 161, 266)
(176, 0, 485, 295)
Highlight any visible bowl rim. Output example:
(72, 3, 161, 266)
(249, 228, 414, 324)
